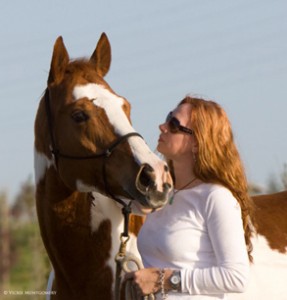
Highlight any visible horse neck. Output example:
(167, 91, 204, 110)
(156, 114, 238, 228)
(36, 168, 127, 300)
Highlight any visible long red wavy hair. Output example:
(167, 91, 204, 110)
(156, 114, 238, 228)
(175, 96, 254, 262)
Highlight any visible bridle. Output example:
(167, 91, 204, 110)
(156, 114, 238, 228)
(44, 88, 142, 236)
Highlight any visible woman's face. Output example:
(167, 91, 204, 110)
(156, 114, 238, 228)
(157, 103, 196, 161)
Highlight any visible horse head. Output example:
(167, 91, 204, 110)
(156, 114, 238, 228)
(34, 33, 173, 210)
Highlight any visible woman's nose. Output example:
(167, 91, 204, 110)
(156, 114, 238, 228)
(159, 123, 166, 132)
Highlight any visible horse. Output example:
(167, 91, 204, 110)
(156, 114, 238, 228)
(230, 190, 287, 300)
(34, 33, 173, 300)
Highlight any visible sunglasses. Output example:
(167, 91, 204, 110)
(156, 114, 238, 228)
(165, 112, 193, 135)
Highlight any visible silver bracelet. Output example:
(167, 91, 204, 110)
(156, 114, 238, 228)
(159, 269, 168, 299)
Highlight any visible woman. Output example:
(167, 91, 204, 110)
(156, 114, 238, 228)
(126, 96, 254, 299)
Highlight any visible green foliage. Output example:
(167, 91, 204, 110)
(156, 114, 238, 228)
(0, 177, 51, 300)
(9, 222, 50, 292)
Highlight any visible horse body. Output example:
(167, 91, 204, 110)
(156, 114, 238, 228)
(36, 188, 141, 300)
(230, 191, 287, 300)
(34, 33, 172, 300)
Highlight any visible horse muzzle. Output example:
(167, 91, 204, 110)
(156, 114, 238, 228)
(135, 163, 173, 209)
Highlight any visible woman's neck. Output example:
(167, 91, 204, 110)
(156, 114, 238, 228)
(173, 160, 196, 189)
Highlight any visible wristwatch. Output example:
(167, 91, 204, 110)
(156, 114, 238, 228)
(169, 270, 181, 292)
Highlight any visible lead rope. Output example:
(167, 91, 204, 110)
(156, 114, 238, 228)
(114, 208, 155, 300)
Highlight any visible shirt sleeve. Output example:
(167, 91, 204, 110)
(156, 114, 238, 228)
(181, 188, 250, 295)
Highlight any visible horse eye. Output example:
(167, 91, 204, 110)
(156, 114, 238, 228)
(71, 110, 89, 123)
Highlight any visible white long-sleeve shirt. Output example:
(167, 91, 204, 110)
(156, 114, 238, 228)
(137, 183, 250, 299)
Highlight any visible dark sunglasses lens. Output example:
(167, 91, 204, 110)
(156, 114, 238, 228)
(166, 112, 180, 133)
(165, 112, 172, 122)
(165, 111, 193, 135)
(168, 117, 180, 133)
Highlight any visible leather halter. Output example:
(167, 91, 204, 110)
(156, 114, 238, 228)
(44, 88, 142, 237)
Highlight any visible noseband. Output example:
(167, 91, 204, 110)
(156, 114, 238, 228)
(44, 89, 142, 236)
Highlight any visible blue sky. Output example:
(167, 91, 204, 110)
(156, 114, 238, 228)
(1, 0, 286, 201)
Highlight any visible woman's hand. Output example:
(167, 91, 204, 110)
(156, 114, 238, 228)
(124, 268, 160, 297)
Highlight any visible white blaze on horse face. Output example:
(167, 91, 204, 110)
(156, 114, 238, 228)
(73, 83, 130, 135)
(73, 83, 167, 192)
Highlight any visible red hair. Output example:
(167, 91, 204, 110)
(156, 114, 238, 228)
(179, 96, 254, 262)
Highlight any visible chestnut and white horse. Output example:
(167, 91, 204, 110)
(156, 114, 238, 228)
(34, 33, 172, 300)
(231, 191, 287, 300)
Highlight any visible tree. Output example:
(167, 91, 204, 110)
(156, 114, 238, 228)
(0, 191, 10, 291)
(8, 176, 50, 297)
(266, 163, 287, 193)
(10, 175, 36, 222)
(281, 163, 287, 190)
(248, 183, 264, 195)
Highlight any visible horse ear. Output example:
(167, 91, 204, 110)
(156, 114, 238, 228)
(48, 36, 69, 85)
(90, 33, 111, 77)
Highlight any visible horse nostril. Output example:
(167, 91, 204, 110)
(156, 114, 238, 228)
(138, 164, 155, 188)
(135, 164, 156, 194)
(163, 182, 172, 192)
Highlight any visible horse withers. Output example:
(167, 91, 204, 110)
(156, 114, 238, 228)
(34, 33, 173, 300)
